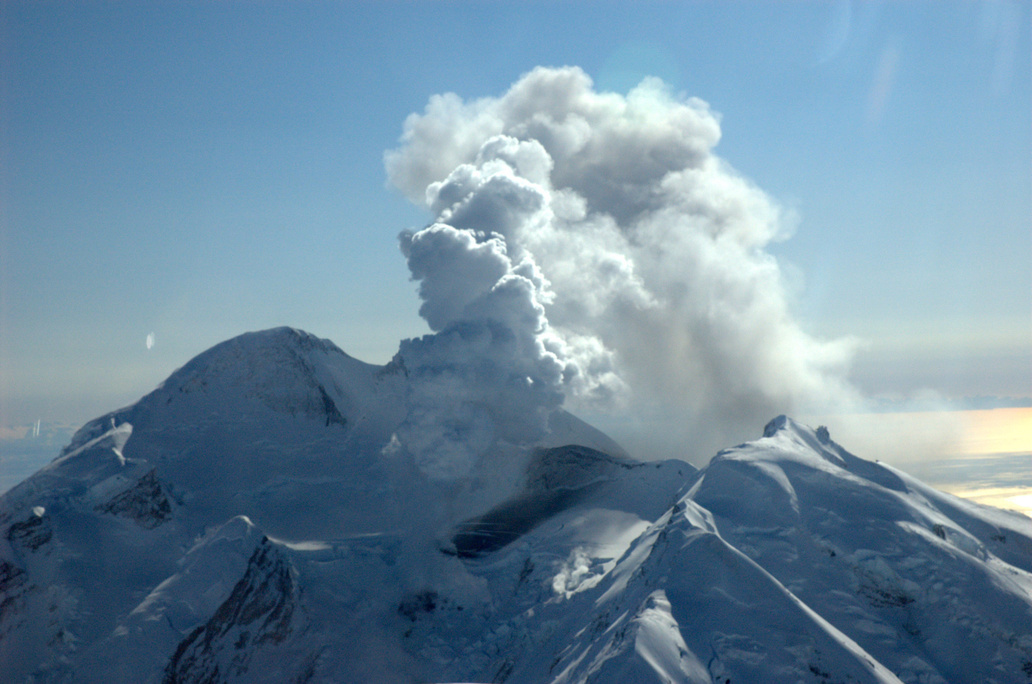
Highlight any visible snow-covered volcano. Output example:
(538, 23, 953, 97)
(1, 328, 1029, 683)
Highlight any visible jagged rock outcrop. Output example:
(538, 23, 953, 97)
(95, 469, 173, 528)
(163, 538, 302, 683)
(5, 509, 52, 552)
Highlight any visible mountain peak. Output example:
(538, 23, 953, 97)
(61, 328, 368, 461)
(762, 413, 793, 437)
(158, 326, 349, 396)
(762, 413, 828, 443)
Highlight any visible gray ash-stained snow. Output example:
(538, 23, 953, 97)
(0, 328, 1029, 683)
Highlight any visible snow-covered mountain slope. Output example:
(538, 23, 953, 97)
(1, 328, 1030, 683)
(687, 416, 1032, 683)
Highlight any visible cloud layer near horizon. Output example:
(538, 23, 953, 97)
(387, 66, 859, 469)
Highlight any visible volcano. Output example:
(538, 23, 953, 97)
(1, 328, 1029, 683)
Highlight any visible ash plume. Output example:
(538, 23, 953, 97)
(387, 66, 859, 465)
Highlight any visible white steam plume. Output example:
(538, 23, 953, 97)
(393, 220, 567, 480)
(388, 66, 859, 465)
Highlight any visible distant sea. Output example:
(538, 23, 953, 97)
(899, 452, 1032, 519)
(816, 407, 1032, 520)
(0, 423, 77, 494)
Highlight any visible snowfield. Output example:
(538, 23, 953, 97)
(1, 328, 1029, 683)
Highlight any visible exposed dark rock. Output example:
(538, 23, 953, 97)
(0, 559, 31, 623)
(317, 385, 346, 428)
(162, 538, 299, 683)
(6, 511, 52, 551)
(96, 469, 173, 529)
(815, 425, 831, 444)
(857, 574, 915, 608)
(398, 590, 438, 621)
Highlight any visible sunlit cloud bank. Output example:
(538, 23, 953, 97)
(946, 487, 1032, 519)
(955, 407, 1032, 456)
(802, 406, 1032, 464)
(796, 407, 1032, 518)
(385, 66, 860, 466)
(901, 444, 1032, 519)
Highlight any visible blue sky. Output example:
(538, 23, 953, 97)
(1, 0, 1029, 430)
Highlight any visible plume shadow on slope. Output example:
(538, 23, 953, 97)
(446, 444, 638, 558)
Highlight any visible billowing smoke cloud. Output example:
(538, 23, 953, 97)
(388, 66, 859, 467)
(392, 220, 567, 480)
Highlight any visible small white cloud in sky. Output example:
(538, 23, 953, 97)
(146, 332, 155, 350)
(866, 39, 900, 125)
